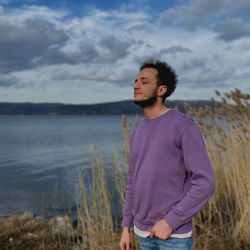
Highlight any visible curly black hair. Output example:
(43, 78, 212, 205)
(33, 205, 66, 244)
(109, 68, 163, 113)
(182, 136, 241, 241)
(140, 59, 178, 102)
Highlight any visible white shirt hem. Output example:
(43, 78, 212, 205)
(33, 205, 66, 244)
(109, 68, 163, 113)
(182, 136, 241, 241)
(134, 224, 192, 238)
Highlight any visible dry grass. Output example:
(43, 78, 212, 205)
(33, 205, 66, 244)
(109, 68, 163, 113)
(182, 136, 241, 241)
(0, 212, 75, 250)
(185, 88, 250, 250)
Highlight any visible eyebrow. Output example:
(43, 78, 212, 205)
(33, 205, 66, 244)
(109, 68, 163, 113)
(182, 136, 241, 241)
(134, 77, 150, 83)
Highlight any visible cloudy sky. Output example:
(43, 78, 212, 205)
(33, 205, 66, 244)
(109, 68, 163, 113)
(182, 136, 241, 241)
(0, 0, 249, 104)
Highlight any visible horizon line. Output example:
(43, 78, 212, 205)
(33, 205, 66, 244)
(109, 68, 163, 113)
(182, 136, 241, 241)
(0, 98, 212, 106)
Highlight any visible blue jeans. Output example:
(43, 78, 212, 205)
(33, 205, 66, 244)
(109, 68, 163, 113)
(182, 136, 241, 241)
(136, 235, 192, 250)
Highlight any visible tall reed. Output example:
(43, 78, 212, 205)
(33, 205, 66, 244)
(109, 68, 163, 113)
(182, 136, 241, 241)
(185, 88, 250, 249)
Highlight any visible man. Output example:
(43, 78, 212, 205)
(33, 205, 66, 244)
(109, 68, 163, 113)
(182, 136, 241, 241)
(119, 60, 215, 250)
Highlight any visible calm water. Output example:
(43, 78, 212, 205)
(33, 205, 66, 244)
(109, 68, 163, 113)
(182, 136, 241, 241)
(0, 115, 139, 217)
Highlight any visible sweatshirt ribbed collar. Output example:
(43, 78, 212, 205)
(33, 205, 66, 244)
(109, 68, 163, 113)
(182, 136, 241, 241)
(143, 108, 173, 123)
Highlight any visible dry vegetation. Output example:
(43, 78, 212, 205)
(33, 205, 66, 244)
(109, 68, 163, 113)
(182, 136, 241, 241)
(185, 89, 250, 250)
(0, 88, 249, 249)
(0, 212, 76, 250)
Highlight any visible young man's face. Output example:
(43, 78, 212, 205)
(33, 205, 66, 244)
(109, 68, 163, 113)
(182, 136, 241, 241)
(133, 68, 159, 108)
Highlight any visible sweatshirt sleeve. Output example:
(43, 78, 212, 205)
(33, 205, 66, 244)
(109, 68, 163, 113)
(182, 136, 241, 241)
(164, 123, 215, 231)
(121, 129, 136, 228)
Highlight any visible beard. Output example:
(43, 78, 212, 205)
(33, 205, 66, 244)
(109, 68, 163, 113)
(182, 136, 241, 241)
(133, 91, 158, 109)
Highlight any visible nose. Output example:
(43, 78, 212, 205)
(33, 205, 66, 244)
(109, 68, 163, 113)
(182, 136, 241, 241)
(134, 80, 140, 90)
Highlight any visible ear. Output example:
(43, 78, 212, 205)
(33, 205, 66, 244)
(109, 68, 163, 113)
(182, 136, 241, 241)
(158, 85, 167, 97)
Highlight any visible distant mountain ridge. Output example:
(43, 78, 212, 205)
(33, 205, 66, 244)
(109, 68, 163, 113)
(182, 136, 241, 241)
(0, 100, 214, 115)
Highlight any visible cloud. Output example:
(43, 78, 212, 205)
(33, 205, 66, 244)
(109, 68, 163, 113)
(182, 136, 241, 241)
(85, 69, 134, 85)
(159, 0, 229, 29)
(0, 75, 21, 88)
(159, 0, 250, 35)
(0, 6, 143, 74)
(0, 5, 67, 24)
(182, 67, 235, 88)
(181, 58, 206, 72)
(51, 67, 135, 86)
(0, 1, 249, 103)
(214, 18, 250, 41)
(0, 19, 69, 73)
(160, 46, 192, 55)
(132, 46, 191, 66)
(98, 35, 134, 62)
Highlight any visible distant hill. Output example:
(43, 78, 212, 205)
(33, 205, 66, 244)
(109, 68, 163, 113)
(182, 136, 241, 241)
(0, 100, 214, 115)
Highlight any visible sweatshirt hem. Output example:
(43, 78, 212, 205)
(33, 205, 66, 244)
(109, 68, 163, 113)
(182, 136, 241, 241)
(133, 217, 193, 235)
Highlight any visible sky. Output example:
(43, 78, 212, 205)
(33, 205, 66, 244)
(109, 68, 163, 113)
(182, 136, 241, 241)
(0, 0, 249, 104)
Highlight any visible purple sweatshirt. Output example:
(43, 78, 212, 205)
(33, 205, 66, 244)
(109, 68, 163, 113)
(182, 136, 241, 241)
(121, 108, 215, 234)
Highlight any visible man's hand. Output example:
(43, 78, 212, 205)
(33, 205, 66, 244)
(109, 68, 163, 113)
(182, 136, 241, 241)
(119, 227, 132, 250)
(148, 219, 173, 240)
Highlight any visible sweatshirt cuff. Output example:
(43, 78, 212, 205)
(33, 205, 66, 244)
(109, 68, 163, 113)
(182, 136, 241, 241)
(164, 210, 184, 231)
(121, 215, 134, 228)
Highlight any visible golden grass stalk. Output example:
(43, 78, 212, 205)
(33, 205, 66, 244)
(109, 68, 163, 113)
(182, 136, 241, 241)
(76, 145, 119, 249)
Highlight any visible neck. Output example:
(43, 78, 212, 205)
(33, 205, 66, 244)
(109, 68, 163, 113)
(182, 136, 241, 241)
(143, 102, 169, 120)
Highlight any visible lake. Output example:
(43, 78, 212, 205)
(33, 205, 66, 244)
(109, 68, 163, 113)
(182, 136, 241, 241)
(0, 114, 140, 218)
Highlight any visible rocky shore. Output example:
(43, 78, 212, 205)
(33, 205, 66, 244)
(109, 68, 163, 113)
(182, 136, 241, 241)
(0, 212, 80, 250)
